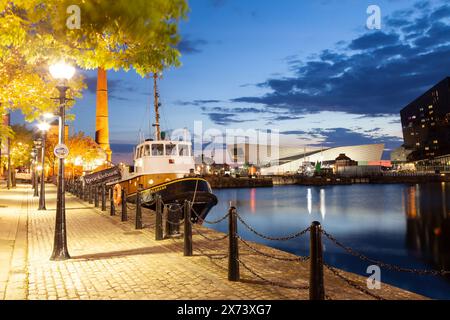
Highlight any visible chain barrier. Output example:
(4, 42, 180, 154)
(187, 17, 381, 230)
(165, 203, 184, 213)
(166, 218, 185, 226)
(191, 206, 230, 225)
(238, 236, 309, 263)
(195, 246, 229, 260)
(322, 229, 450, 276)
(193, 226, 229, 241)
(238, 258, 309, 291)
(236, 213, 310, 241)
(324, 264, 385, 300)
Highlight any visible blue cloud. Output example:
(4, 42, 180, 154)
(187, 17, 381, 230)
(232, 1, 450, 116)
(177, 36, 208, 55)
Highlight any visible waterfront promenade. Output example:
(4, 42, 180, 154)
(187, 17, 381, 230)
(0, 184, 425, 300)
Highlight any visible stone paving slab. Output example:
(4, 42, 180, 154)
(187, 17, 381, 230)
(1, 184, 427, 300)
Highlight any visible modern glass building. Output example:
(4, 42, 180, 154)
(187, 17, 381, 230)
(400, 77, 450, 166)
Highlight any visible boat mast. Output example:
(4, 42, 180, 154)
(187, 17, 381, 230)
(153, 73, 161, 141)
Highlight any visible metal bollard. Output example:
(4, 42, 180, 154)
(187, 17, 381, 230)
(184, 200, 193, 256)
(121, 189, 128, 222)
(88, 185, 93, 204)
(83, 184, 88, 201)
(110, 188, 115, 216)
(101, 184, 106, 211)
(309, 221, 325, 300)
(228, 207, 240, 281)
(94, 185, 99, 207)
(155, 195, 163, 241)
(135, 190, 143, 229)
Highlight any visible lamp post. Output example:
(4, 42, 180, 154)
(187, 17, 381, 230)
(49, 61, 75, 261)
(37, 121, 50, 210)
(30, 147, 36, 190)
(33, 140, 42, 197)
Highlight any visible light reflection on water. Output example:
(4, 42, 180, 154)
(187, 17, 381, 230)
(207, 183, 450, 299)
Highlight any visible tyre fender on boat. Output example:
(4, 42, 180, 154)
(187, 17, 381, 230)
(113, 184, 122, 206)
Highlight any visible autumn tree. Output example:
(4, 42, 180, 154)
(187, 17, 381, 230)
(0, 124, 34, 177)
(45, 130, 107, 177)
(1, 0, 188, 144)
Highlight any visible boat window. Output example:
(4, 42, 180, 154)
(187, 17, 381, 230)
(166, 144, 177, 156)
(138, 146, 143, 158)
(151, 144, 164, 156)
(144, 145, 150, 156)
(178, 144, 190, 156)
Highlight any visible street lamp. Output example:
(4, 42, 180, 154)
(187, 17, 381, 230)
(31, 148, 37, 194)
(32, 140, 42, 197)
(49, 60, 75, 261)
(37, 121, 50, 210)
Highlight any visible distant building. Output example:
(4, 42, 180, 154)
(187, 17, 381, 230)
(400, 77, 450, 162)
(335, 153, 357, 170)
(390, 146, 413, 163)
(260, 144, 384, 175)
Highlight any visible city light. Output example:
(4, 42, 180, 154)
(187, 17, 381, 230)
(37, 122, 50, 132)
(49, 61, 75, 80)
(43, 113, 56, 119)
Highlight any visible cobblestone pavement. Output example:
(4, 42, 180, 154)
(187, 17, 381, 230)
(1, 184, 426, 300)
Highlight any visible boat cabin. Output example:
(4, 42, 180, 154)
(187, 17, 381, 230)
(133, 140, 195, 175)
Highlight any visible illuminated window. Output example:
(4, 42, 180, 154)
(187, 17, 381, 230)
(416, 142, 420, 146)
(151, 144, 164, 156)
(178, 144, 190, 156)
(144, 145, 150, 156)
(425, 147, 429, 151)
(165, 143, 177, 156)
(429, 105, 433, 109)
(434, 140, 438, 144)
(431, 122, 436, 126)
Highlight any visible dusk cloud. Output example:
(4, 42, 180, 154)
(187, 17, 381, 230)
(177, 36, 208, 55)
(232, 1, 450, 117)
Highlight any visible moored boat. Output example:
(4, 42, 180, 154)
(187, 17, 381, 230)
(113, 74, 217, 222)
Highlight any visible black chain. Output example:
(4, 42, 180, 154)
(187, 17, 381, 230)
(193, 226, 229, 241)
(322, 229, 450, 276)
(238, 236, 309, 263)
(324, 264, 385, 300)
(166, 218, 185, 226)
(191, 207, 230, 225)
(236, 214, 310, 241)
(195, 246, 228, 260)
(164, 203, 184, 213)
(238, 258, 309, 290)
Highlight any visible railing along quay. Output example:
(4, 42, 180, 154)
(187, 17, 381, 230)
(65, 179, 450, 300)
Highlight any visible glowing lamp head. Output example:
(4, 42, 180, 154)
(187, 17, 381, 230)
(49, 61, 75, 80)
(43, 113, 56, 119)
(37, 122, 50, 132)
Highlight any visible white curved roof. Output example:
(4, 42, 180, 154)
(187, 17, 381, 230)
(261, 144, 384, 175)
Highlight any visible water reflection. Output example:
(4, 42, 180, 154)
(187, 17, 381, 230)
(405, 184, 450, 272)
(307, 188, 312, 215)
(209, 184, 450, 299)
(320, 189, 326, 220)
(250, 188, 256, 214)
